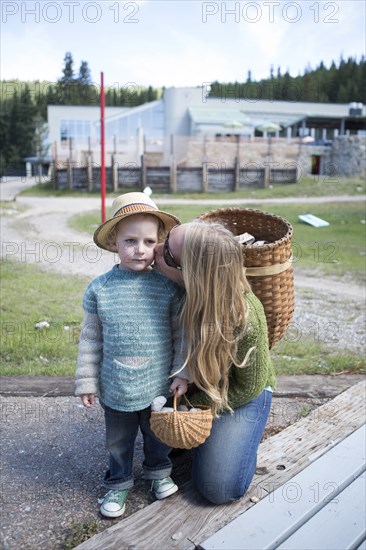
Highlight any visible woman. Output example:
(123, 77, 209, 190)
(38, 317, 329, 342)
(155, 219, 275, 505)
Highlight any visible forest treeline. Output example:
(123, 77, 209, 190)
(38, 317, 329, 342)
(209, 57, 366, 103)
(1, 52, 365, 175)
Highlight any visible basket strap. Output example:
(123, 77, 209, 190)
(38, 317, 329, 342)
(183, 394, 195, 409)
(245, 254, 293, 277)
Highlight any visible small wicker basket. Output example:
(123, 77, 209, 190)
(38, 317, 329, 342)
(199, 207, 295, 348)
(150, 394, 214, 449)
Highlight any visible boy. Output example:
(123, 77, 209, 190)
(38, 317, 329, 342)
(75, 192, 188, 518)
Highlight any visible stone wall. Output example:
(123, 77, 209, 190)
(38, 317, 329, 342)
(185, 138, 300, 169)
(184, 136, 365, 177)
(330, 136, 366, 176)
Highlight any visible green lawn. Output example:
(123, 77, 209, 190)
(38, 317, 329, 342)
(70, 202, 366, 283)
(1, 255, 364, 377)
(20, 176, 366, 199)
(272, 338, 365, 375)
(2, 178, 365, 377)
(0, 261, 88, 376)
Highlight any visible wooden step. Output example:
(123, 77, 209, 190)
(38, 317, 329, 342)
(75, 380, 366, 550)
(200, 425, 365, 549)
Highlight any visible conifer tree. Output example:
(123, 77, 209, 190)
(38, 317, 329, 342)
(78, 61, 92, 85)
(59, 52, 75, 84)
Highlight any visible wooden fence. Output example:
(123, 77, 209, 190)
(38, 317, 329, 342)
(53, 161, 298, 193)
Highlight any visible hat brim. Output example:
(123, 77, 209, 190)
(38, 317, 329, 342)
(94, 209, 180, 252)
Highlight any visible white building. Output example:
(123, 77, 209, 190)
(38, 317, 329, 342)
(47, 87, 365, 167)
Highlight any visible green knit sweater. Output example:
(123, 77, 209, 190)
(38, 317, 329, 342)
(189, 291, 276, 411)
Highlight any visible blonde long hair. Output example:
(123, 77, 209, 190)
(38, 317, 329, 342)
(180, 220, 252, 413)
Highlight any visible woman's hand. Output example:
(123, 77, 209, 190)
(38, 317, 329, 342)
(80, 394, 96, 408)
(169, 377, 188, 397)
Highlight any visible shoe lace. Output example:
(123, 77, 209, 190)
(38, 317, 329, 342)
(105, 489, 127, 503)
(152, 477, 170, 490)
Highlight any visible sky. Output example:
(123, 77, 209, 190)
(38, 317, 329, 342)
(1, 0, 365, 90)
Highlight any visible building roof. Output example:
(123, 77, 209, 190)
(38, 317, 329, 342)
(206, 97, 365, 118)
(189, 106, 304, 129)
(102, 100, 163, 124)
(189, 107, 251, 125)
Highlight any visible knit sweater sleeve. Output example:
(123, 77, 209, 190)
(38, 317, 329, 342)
(225, 292, 274, 407)
(75, 310, 103, 397)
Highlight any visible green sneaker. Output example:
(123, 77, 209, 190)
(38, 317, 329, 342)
(151, 477, 178, 500)
(100, 489, 128, 518)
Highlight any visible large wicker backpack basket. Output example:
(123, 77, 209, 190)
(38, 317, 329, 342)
(199, 208, 294, 348)
(150, 393, 214, 449)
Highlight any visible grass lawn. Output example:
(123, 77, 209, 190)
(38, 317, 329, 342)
(0, 261, 88, 376)
(20, 176, 366, 199)
(1, 202, 26, 213)
(70, 202, 366, 283)
(272, 338, 365, 375)
(1, 258, 364, 377)
(3, 178, 365, 377)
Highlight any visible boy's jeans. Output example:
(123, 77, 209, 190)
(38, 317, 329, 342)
(102, 403, 172, 490)
(192, 389, 272, 504)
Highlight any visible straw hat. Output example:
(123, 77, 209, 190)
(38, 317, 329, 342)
(93, 192, 180, 251)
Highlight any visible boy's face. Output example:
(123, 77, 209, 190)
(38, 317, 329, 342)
(113, 214, 159, 272)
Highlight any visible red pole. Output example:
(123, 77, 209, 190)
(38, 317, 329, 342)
(100, 71, 106, 222)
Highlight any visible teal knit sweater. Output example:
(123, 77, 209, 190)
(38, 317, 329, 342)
(75, 265, 185, 412)
(189, 291, 276, 411)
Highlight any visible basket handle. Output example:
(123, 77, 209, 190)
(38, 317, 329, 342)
(173, 392, 197, 411)
(173, 392, 179, 411)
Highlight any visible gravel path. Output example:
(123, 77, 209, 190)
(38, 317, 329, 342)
(0, 189, 365, 549)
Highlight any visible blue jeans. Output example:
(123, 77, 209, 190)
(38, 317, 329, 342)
(192, 389, 272, 504)
(102, 403, 172, 490)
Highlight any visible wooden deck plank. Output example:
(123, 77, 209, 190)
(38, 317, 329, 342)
(199, 426, 365, 550)
(75, 381, 366, 550)
(277, 472, 366, 550)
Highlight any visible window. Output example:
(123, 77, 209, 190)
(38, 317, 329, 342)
(60, 120, 91, 142)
